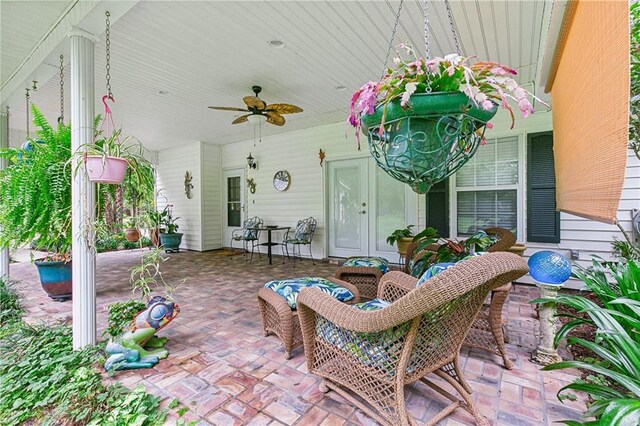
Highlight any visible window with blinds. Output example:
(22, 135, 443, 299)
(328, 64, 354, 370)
(454, 136, 520, 238)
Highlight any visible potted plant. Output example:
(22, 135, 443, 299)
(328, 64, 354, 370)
(158, 205, 182, 253)
(0, 106, 73, 301)
(79, 129, 149, 185)
(348, 44, 546, 193)
(386, 225, 415, 256)
(124, 216, 141, 243)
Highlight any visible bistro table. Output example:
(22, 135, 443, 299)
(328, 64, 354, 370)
(253, 226, 290, 265)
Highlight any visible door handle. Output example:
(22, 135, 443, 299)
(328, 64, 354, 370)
(358, 210, 366, 214)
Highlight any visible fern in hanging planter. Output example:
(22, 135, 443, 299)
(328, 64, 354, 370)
(349, 44, 546, 193)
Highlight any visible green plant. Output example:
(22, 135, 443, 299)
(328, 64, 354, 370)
(104, 299, 147, 339)
(533, 259, 640, 425)
(386, 225, 415, 246)
(0, 278, 23, 325)
(0, 321, 167, 425)
(629, 1, 640, 161)
(0, 105, 72, 255)
(160, 205, 180, 234)
(129, 247, 183, 301)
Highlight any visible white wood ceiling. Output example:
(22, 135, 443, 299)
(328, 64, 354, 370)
(4, 1, 551, 151)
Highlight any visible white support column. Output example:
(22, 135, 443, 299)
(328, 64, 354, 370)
(0, 113, 9, 279)
(70, 28, 98, 349)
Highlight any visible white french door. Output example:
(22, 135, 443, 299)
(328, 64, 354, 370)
(328, 158, 415, 262)
(223, 169, 245, 246)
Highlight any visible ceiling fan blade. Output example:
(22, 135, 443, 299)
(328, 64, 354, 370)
(265, 111, 285, 126)
(232, 114, 251, 124)
(243, 96, 267, 110)
(265, 103, 303, 114)
(208, 106, 248, 112)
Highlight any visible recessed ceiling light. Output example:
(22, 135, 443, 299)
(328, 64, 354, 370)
(158, 90, 169, 95)
(268, 40, 285, 49)
(336, 85, 347, 91)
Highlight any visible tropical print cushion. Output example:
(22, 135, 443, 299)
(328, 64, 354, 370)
(466, 230, 498, 252)
(415, 252, 487, 287)
(316, 298, 407, 370)
(343, 257, 389, 273)
(293, 220, 314, 242)
(264, 277, 354, 310)
(242, 217, 261, 240)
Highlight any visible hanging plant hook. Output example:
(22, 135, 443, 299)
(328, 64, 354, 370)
(101, 94, 115, 115)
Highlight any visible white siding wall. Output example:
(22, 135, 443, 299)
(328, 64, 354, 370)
(220, 122, 366, 259)
(202, 143, 223, 250)
(157, 142, 202, 251)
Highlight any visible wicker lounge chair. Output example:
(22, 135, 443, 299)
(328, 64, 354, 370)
(334, 256, 390, 300)
(257, 276, 360, 359)
(404, 227, 518, 369)
(297, 252, 528, 426)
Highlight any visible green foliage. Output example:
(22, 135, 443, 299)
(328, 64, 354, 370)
(535, 259, 640, 425)
(0, 105, 72, 254)
(104, 300, 147, 339)
(630, 1, 640, 161)
(0, 277, 23, 325)
(386, 225, 415, 245)
(0, 321, 167, 425)
(129, 247, 183, 301)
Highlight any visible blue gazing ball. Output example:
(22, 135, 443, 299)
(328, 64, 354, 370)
(528, 251, 572, 285)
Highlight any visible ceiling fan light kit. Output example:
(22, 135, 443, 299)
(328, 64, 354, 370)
(247, 114, 267, 126)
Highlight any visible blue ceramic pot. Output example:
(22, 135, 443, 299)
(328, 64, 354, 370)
(159, 232, 183, 253)
(34, 259, 72, 301)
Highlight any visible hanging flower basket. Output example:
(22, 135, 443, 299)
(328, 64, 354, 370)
(361, 92, 497, 193)
(85, 155, 128, 184)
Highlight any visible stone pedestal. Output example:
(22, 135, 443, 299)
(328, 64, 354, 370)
(532, 283, 563, 365)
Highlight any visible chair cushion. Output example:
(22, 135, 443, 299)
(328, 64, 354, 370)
(264, 277, 355, 310)
(467, 230, 498, 252)
(316, 298, 407, 369)
(294, 221, 314, 241)
(342, 257, 389, 273)
(415, 252, 487, 287)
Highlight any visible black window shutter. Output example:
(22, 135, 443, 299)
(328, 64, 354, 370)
(425, 179, 449, 238)
(527, 132, 560, 243)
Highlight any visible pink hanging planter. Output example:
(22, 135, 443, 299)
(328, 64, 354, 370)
(85, 155, 128, 184)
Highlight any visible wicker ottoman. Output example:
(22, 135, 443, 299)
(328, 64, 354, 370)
(257, 277, 360, 359)
(334, 256, 389, 300)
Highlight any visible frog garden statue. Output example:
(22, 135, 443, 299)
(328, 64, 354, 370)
(105, 296, 180, 371)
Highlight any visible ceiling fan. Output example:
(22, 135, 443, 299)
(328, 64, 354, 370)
(208, 86, 303, 126)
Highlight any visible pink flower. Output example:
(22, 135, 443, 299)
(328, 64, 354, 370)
(481, 99, 494, 110)
(486, 122, 494, 129)
(518, 98, 534, 118)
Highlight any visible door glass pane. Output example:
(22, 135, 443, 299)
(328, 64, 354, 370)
(456, 190, 517, 236)
(333, 166, 360, 249)
(376, 168, 405, 252)
(227, 176, 241, 227)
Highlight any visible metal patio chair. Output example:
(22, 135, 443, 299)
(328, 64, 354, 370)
(282, 217, 317, 267)
(230, 216, 263, 261)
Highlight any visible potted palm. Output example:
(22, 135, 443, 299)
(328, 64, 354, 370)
(386, 225, 415, 256)
(158, 205, 182, 253)
(0, 106, 73, 301)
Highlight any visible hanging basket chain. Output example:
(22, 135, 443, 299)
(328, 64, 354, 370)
(444, 0, 461, 55)
(381, 0, 404, 79)
(25, 88, 30, 138)
(5, 106, 9, 145)
(58, 55, 64, 124)
(105, 11, 112, 98)
(423, 0, 431, 60)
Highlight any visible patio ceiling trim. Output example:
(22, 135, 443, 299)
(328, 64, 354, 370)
(542, 0, 579, 94)
(548, 0, 629, 224)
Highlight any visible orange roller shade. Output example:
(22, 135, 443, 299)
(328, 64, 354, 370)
(547, 0, 630, 224)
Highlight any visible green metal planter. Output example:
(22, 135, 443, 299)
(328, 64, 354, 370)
(361, 92, 497, 194)
(159, 232, 183, 253)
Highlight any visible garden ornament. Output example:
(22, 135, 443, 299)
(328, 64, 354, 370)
(105, 296, 180, 371)
(529, 250, 572, 365)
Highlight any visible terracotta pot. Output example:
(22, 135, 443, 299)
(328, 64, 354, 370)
(125, 228, 141, 242)
(150, 228, 160, 247)
(396, 237, 414, 256)
(34, 259, 72, 301)
(85, 155, 128, 184)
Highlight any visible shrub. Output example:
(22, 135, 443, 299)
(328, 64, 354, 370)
(104, 299, 146, 339)
(0, 277, 22, 325)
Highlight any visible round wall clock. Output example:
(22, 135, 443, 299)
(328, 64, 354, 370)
(273, 170, 291, 191)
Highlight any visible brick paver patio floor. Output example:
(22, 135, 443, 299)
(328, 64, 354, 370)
(10, 249, 588, 425)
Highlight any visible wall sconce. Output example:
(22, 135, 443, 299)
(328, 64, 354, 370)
(247, 153, 257, 170)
